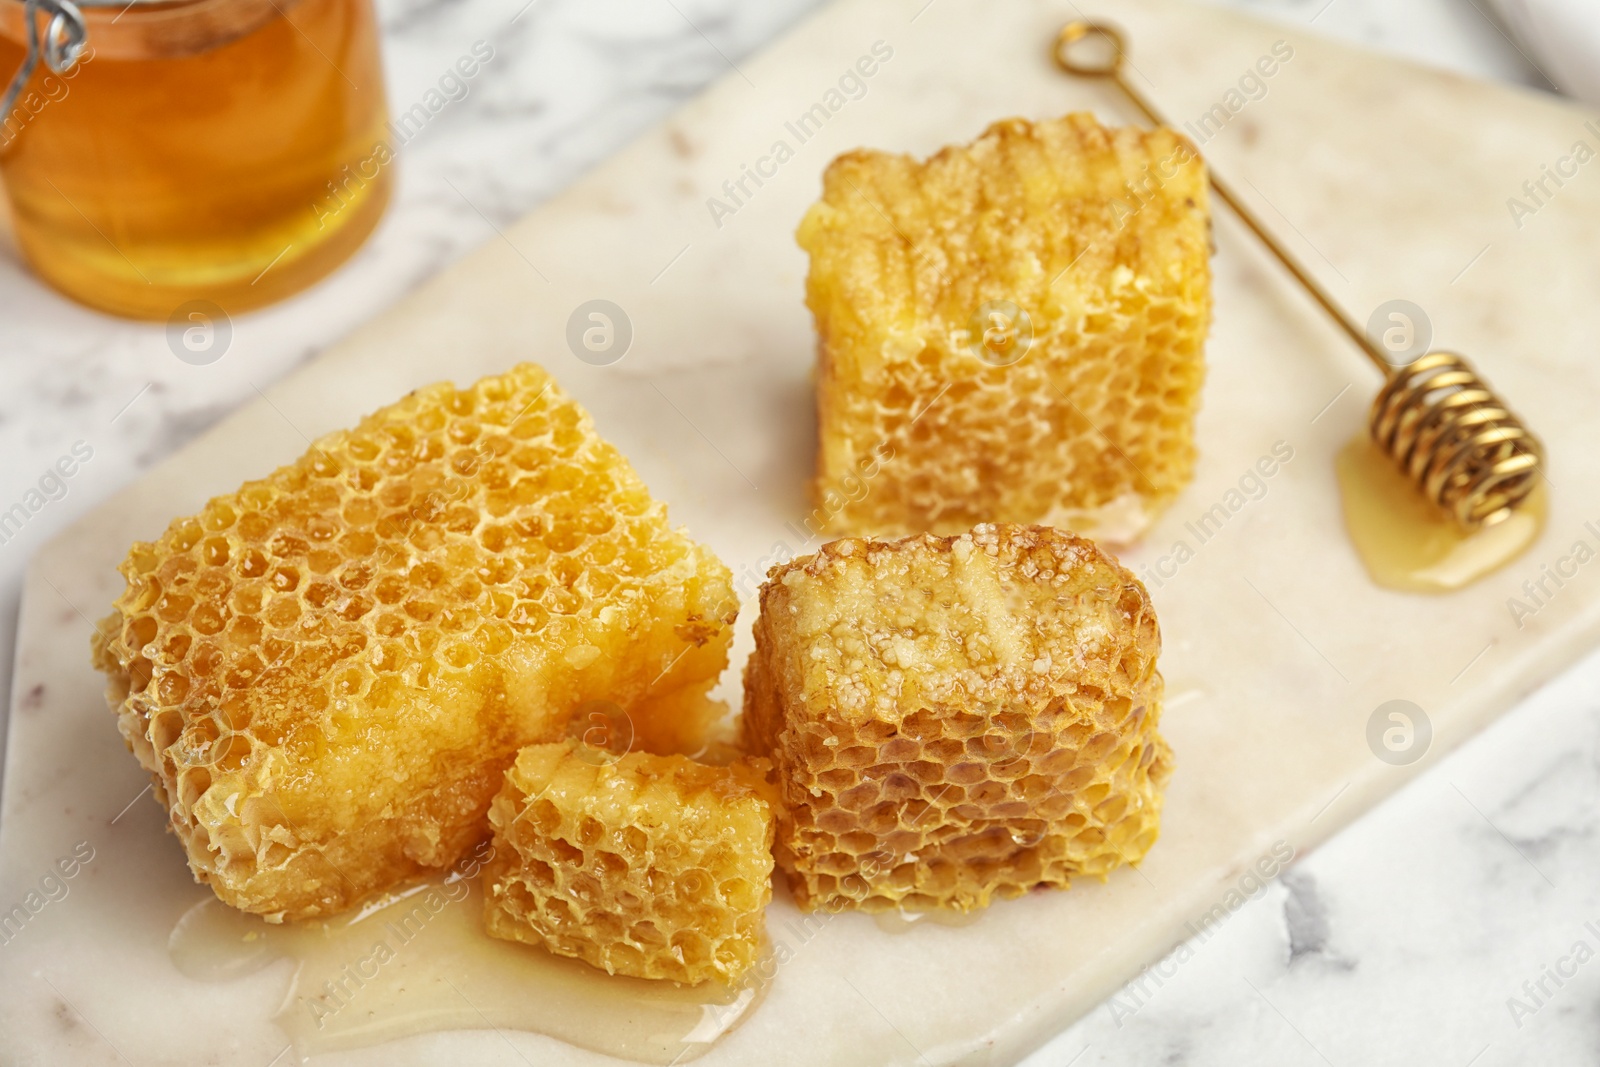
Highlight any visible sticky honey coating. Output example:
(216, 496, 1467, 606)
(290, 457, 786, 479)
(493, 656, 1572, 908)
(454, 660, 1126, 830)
(91, 363, 737, 921)
(482, 740, 775, 984)
(797, 113, 1211, 541)
(742, 523, 1171, 913)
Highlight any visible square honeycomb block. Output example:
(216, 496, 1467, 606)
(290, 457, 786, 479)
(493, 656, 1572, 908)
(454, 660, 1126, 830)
(482, 740, 774, 984)
(742, 524, 1172, 913)
(797, 112, 1212, 541)
(91, 363, 737, 921)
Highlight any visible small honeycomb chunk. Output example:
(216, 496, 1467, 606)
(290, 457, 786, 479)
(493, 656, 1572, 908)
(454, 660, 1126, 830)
(742, 523, 1172, 913)
(91, 363, 737, 921)
(483, 740, 774, 984)
(797, 113, 1211, 541)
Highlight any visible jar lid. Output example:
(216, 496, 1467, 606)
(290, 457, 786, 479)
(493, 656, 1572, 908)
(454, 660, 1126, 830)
(1, 0, 283, 118)
(2, 0, 92, 123)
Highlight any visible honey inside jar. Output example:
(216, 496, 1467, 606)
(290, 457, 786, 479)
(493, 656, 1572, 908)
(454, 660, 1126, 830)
(0, 0, 391, 319)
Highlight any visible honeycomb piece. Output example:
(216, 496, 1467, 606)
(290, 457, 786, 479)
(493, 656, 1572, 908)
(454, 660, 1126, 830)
(742, 523, 1171, 913)
(482, 740, 775, 984)
(797, 113, 1211, 542)
(91, 363, 737, 921)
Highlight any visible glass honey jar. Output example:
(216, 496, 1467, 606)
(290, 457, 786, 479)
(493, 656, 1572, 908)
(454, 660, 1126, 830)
(0, 0, 391, 319)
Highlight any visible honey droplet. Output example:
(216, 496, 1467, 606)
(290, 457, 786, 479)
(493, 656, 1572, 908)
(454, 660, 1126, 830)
(1336, 436, 1546, 594)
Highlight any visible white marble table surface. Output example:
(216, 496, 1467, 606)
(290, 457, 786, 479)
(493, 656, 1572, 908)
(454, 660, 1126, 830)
(0, 1, 1582, 1065)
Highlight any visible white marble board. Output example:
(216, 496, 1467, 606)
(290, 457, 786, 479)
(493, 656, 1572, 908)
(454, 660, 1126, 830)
(5, 0, 1600, 1063)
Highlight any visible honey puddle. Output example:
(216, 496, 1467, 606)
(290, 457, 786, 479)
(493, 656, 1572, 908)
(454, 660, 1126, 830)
(170, 875, 764, 1063)
(1163, 687, 1207, 712)
(872, 907, 987, 934)
(1336, 436, 1546, 594)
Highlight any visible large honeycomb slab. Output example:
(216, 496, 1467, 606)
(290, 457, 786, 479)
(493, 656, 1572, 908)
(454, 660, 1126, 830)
(483, 740, 774, 984)
(797, 113, 1211, 541)
(742, 524, 1171, 913)
(91, 363, 737, 921)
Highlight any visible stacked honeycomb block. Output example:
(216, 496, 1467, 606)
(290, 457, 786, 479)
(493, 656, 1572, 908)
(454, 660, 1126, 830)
(482, 740, 775, 984)
(91, 363, 737, 921)
(797, 112, 1211, 541)
(742, 524, 1171, 913)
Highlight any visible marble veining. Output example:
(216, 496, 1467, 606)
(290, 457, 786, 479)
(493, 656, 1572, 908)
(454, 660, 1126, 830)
(1036, 646, 1600, 1066)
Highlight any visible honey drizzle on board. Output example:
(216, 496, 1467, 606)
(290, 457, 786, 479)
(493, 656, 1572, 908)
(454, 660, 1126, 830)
(872, 906, 987, 933)
(1335, 436, 1546, 594)
(168, 874, 765, 1063)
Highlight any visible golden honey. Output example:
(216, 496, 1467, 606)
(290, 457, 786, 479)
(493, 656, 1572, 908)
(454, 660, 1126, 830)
(90, 364, 738, 922)
(169, 872, 766, 1063)
(742, 523, 1172, 914)
(0, 0, 391, 318)
(483, 741, 776, 986)
(797, 113, 1212, 542)
(1336, 436, 1546, 593)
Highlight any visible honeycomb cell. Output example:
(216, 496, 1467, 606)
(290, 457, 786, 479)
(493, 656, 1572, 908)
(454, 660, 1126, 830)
(797, 113, 1212, 541)
(742, 524, 1172, 913)
(482, 741, 774, 985)
(91, 363, 738, 921)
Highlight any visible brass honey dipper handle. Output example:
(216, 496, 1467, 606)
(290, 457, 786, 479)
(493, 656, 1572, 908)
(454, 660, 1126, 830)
(1054, 20, 1544, 530)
